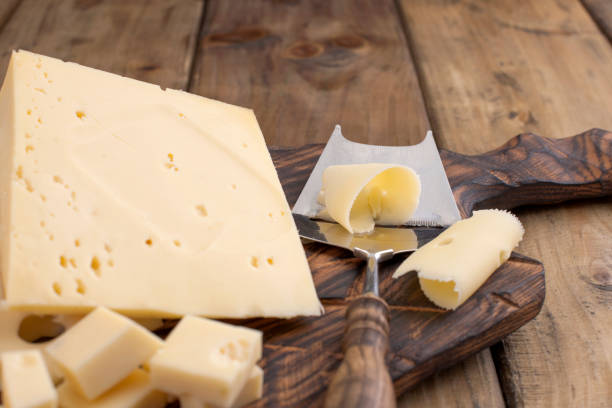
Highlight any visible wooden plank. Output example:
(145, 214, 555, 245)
(398, 0, 612, 406)
(0, 0, 204, 89)
(582, 0, 612, 42)
(189, 0, 430, 146)
(0, 0, 20, 31)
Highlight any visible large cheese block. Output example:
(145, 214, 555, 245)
(0, 50, 321, 318)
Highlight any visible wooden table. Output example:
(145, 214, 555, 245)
(1, 0, 609, 406)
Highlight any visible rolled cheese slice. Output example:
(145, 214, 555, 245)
(392, 209, 524, 310)
(320, 164, 421, 233)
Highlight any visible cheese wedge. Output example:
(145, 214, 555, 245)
(45, 307, 163, 400)
(57, 369, 166, 408)
(319, 164, 421, 233)
(393, 209, 524, 309)
(179, 366, 264, 408)
(0, 50, 320, 318)
(1, 350, 57, 408)
(150, 315, 262, 408)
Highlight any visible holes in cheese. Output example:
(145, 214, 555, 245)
(392, 209, 524, 310)
(319, 163, 421, 234)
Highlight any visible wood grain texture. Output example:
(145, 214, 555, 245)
(0, 0, 203, 89)
(231, 144, 547, 407)
(582, 0, 612, 42)
(324, 294, 395, 408)
(190, 0, 430, 146)
(397, 0, 612, 406)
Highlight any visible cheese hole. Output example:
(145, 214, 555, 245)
(44, 72, 48, 78)
(71, 191, 76, 200)
(250, 256, 259, 268)
(242, 143, 248, 148)
(231, 184, 237, 190)
(52, 282, 62, 295)
(75, 239, 81, 247)
(16, 165, 23, 178)
(499, 250, 509, 264)
(438, 237, 453, 246)
(75, 279, 86, 295)
(18, 315, 65, 343)
(40, 220, 45, 227)
(57, 97, 62, 102)
(104, 243, 112, 253)
(25, 145, 34, 153)
(267, 257, 274, 265)
(59, 255, 68, 268)
(49, 234, 54, 241)
(40, 194, 46, 202)
(25, 133, 31, 139)
(37, 117, 42, 124)
(196, 205, 208, 217)
(168, 153, 174, 162)
(178, 113, 184, 118)
(34, 88, 46, 94)
(90, 256, 101, 276)
(268, 212, 273, 218)
(108, 259, 114, 267)
(145, 238, 153, 247)
(53, 175, 63, 184)
(174, 240, 181, 247)
(75, 111, 86, 119)
(25, 179, 34, 192)
(27, 109, 32, 115)
(280, 211, 286, 216)
(69, 258, 77, 268)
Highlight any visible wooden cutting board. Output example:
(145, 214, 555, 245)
(241, 128, 610, 407)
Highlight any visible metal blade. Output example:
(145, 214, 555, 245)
(292, 125, 461, 227)
(294, 214, 444, 255)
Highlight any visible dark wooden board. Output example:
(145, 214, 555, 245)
(235, 145, 547, 407)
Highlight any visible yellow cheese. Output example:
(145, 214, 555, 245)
(56, 369, 166, 408)
(179, 366, 264, 408)
(1, 350, 57, 408)
(45, 307, 163, 400)
(393, 209, 524, 309)
(150, 315, 262, 408)
(0, 302, 82, 389)
(0, 50, 320, 319)
(319, 164, 421, 233)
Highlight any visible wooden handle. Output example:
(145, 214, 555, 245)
(324, 293, 396, 408)
(440, 128, 612, 217)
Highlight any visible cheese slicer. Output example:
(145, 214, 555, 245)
(291, 126, 612, 408)
(292, 125, 460, 408)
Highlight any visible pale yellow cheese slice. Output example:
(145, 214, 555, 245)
(1, 349, 57, 408)
(150, 315, 262, 408)
(56, 369, 166, 408)
(179, 366, 263, 408)
(320, 164, 421, 233)
(393, 209, 524, 309)
(0, 50, 321, 319)
(45, 307, 163, 400)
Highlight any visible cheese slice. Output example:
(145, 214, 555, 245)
(150, 315, 262, 408)
(57, 369, 166, 408)
(319, 164, 421, 233)
(179, 366, 263, 408)
(0, 50, 321, 318)
(45, 307, 163, 400)
(1, 350, 57, 408)
(393, 209, 524, 309)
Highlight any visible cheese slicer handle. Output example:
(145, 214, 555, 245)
(324, 293, 396, 408)
(440, 128, 612, 217)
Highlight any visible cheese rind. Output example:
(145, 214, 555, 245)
(1, 350, 57, 408)
(57, 369, 166, 408)
(392, 209, 524, 309)
(150, 316, 262, 408)
(45, 307, 163, 400)
(0, 50, 321, 319)
(320, 164, 421, 233)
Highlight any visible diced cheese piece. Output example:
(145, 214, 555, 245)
(393, 209, 524, 309)
(1, 350, 57, 408)
(0, 302, 82, 389)
(179, 366, 264, 408)
(150, 316, 262, 408)
(45, 307, 163, 400)
(319, 164, 421, 233)
(56, 369, 166, 408)
(0, 50, 320, 319)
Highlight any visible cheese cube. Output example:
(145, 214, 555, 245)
(150, 316, 262, 408)
(57, 369, 166, 408)
(0, 50, 321, 319)
(179, 366, 264, 408)
(45, 307, 163, 400)
(1, 350, 57, 408)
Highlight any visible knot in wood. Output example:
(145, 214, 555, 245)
(208, 27, 269, 44)
(286, 41, 324, 59)
(332, 34, 365, 49)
